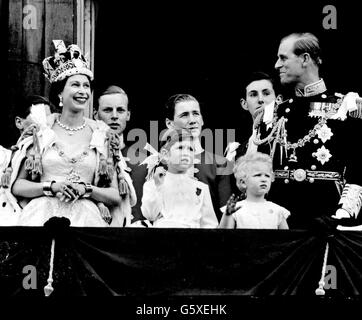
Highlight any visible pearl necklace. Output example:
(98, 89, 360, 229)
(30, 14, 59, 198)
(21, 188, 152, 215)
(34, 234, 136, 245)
(56, 117, 86, 135)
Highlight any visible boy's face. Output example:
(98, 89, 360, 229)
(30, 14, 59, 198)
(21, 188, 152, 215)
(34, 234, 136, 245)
(95, 93, 130, 135)
(167, 100, 204, 138)
(238, 162, 272, 197)
(241, 79, 277, 117)
(166, 140, 194, 172)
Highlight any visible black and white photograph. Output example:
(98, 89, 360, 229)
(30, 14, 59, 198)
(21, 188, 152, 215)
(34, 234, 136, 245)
(1, 0, 362, 316)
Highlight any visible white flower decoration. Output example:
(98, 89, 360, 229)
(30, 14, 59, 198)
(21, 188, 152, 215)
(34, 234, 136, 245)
(316, 124, 333, 143)
(313, 145, 332, 165)
(224, 142, 240, 161)
(89, 119, 108, 154)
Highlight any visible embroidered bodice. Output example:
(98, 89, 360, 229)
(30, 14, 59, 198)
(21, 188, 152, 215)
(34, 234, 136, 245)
(41, 137, 96, 184)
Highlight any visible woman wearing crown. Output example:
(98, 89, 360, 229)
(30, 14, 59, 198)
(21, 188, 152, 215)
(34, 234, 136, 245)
(11, 40, 135, 227)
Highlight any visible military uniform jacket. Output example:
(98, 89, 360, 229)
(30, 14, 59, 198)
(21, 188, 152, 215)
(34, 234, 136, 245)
(255, 82, 362, 228)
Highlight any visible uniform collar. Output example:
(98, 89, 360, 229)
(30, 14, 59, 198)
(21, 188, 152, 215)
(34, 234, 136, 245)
(295, 79, 326, 97)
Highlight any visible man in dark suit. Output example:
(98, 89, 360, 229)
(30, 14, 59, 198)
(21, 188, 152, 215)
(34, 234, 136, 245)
(164, 94, 233, 220)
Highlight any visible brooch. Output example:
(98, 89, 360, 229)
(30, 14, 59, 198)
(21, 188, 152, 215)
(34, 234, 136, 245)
(313, 145, 332, 165)
(316, 124, 333, 143)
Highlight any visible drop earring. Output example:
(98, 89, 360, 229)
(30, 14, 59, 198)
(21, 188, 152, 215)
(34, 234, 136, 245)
(59, 96, 63, 107)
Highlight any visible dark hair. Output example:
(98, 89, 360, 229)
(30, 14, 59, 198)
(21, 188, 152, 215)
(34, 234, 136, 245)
(164, 94, 199, 120)
(94, 85, 129, 111)
(284, 32, 322, 66)
(160, 128, 194, 150)
(49, 75, 93, 107)
(17, 95, 51, 119)
(241, 71, 279, 99)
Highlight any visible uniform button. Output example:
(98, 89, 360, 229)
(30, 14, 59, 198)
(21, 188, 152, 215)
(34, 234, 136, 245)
(285, 108, 290, 113)
(321, 94, 327, 99)
(311, 165, 317, 170)
(284, 166, 289, 170)
(309, 178, 315, 183)
(314, 139, 319, 144)
(284, 179, 289, 184)
(289, 99, 293, 103)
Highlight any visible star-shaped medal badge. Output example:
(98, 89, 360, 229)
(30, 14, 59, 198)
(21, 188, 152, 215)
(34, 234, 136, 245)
(316, 124, 333, 143)
(313, 145, 332, 165)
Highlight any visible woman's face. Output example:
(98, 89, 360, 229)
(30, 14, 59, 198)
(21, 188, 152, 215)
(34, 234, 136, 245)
(59, 74, 91, 112)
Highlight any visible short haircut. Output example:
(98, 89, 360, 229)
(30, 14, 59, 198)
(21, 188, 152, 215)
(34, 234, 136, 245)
(165, 93, 199, 120)
(17, 95, 51, 119)
(241, 71, 278, 99)
(160, 128, 194, 151)
(233, 152, 274, 190)
(95, 85, 129, 111)
(283, 32, 322, 66)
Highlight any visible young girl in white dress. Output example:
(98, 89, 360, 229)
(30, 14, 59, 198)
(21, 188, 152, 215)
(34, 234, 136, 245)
(141, 129, 218, 228)
(219, 152, 290, 229)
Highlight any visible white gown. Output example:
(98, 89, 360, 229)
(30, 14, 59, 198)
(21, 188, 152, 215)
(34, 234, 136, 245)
(141, 172, 218, 228)
(17, 137, 107, 227)
(221, 199, 290, 229)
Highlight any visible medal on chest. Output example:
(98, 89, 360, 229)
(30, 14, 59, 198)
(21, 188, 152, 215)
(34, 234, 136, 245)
(276, 116, 334, 165)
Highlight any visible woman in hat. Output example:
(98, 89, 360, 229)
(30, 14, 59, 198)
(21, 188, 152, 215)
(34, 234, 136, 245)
(11, 41, 133, 227)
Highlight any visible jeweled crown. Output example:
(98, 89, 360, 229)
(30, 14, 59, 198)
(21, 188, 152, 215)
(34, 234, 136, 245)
(42, 40, 93, 83)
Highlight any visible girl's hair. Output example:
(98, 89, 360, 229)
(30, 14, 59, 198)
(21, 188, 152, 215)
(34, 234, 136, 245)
(233, 152, 274, 191)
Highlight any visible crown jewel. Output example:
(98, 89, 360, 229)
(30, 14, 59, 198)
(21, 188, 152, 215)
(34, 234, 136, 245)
(42, 40, 93, 83)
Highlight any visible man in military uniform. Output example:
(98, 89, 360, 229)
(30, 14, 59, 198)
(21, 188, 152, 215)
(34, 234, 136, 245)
(253, 32, 362, 229)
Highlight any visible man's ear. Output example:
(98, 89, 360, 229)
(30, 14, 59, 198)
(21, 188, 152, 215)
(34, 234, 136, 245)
(165, 118, 174, 129)
(240, 98, 248, 111)
(126, 110, 131, 121)
(276, 94, 283, 104)
(301, 53, 312, 67)
(15, 116, 24, 130)
(93, 109, 98, 120)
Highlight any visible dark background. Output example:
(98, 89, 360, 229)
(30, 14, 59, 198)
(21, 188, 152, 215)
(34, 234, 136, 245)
(94, 0, 357, 146)
(3, 0, 359, 148)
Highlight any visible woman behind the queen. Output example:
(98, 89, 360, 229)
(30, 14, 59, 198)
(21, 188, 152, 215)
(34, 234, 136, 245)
(11, 40, 136, 227)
